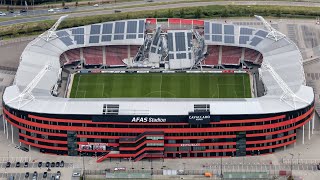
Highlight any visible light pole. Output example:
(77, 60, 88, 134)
(289, 153, 294, 177)
(80, 152, 86, 180)
(150, 155, 153, 176)
(183, 162, 186, 174)
(220, 156, 223, 178)
(130, 157, 134, 170)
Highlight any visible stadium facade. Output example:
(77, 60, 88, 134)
(2, 17, 315, 162)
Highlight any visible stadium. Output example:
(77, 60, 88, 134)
(1, 16, 315, 162)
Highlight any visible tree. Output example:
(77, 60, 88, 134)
(287, 175, 294, 180)
(62, 1, 65, 7)
(167, 9, 173, 18)
(75, 1, 78, 7)
(221, 8, 229, 17)
(195, 7, 202, 18)
(179, 8, 185, 18)
(153, 11, 158, 18)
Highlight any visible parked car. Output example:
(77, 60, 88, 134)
(9, 9, 14, 13)
(20, 146, 29, 152)
(0, 12, 6, 16)
(48, 9, 54, 12)
(114, 167, 126, 171)
(24, 162, 28, 167)
(93, 4, 99, 7)
(25, 172, 29, 178)
(317, 163, 320, 170)
(60, 160, 64, 167)
(16, 162, 20, 167)
(51, 162, 55, 167)
(51, 176, 55, 180)
(72, 172, 81, 177)
(38, 162, 42, 168)
(56, 162, 60, 167)
(114, 10, 121, 13)
(43, 172, 48, 178)
(45, 162, 50, 167)
(57, 171, 61, 176)
(6, 162, 11, 168)
(20, 9, 27, 13)
(63, 6, 69, 9)
(33, 171, 37, 176)
(55, 175, 60, 180)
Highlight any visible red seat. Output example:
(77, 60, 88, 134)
(204, 45, 219, 66)
(221, 46, 242, 65)
(83, 47, 103, 65)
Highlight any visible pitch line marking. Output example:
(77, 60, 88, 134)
(242, 75, 245, 98)
(102, 84, 105, 97)
(143, 91, 176, 98)
(77, 90, 86, 98)
(160, 74, 163, 98)
(75, 75, 81, 98)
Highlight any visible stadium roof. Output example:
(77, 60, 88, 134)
(3, 18, 314, 116)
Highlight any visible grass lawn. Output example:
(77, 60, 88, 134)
(70, 73, 251, 98)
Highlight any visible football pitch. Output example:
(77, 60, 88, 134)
(69, 73, 251, 98)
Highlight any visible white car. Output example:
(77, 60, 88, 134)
(72, 172, 81, 177)
(93, 4, 99, 7)
(48, 9, 54, 12)
(0, 12, 6, 16)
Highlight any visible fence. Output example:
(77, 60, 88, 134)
(282, 158, 320, 165)
(83, 168, 296, 176)
(0, 156, 31, 162)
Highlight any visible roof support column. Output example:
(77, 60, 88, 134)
(11, 124, 13, 144)
(308, 120, 311, 140)
(312, 112, 315, 134)
(6, 119, 8, 140)
(302, 124, 305, 145)
(2, 115, 5, 134)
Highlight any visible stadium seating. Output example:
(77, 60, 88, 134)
(244, 48, 261, 63)
(105, 46, 127, 66)
(130, 45, 140, 58)
(83, 46, 103, 65)
(221, 46, 242, 65)
(59, 55, 67, 66)
(146, 18, 157, 31)
(165, 18, 204, 31)
(257, 55, 263, 64)
(64, 48, 81, 64)
(204, 45, 219, 66)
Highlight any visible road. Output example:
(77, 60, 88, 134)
(0, 0, 185, 18)
(0, 0, 320, 27)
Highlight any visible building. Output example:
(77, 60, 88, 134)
(2, 17, 314, 162)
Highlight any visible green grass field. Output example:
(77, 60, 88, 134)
(69, 73, 251, 98)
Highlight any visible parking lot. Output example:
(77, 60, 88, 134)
(0, 172, 60, 180)
(0, 162, 73, 169)
(203, 163, 319, 172)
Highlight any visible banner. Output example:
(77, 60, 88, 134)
(79, 143, 107, 151)
(93, 113, 221, 124)
(188, 112, 211, 124)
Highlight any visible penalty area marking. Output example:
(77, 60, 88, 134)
(143, 91, 177, 98)
(76, 90, 87, 98)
